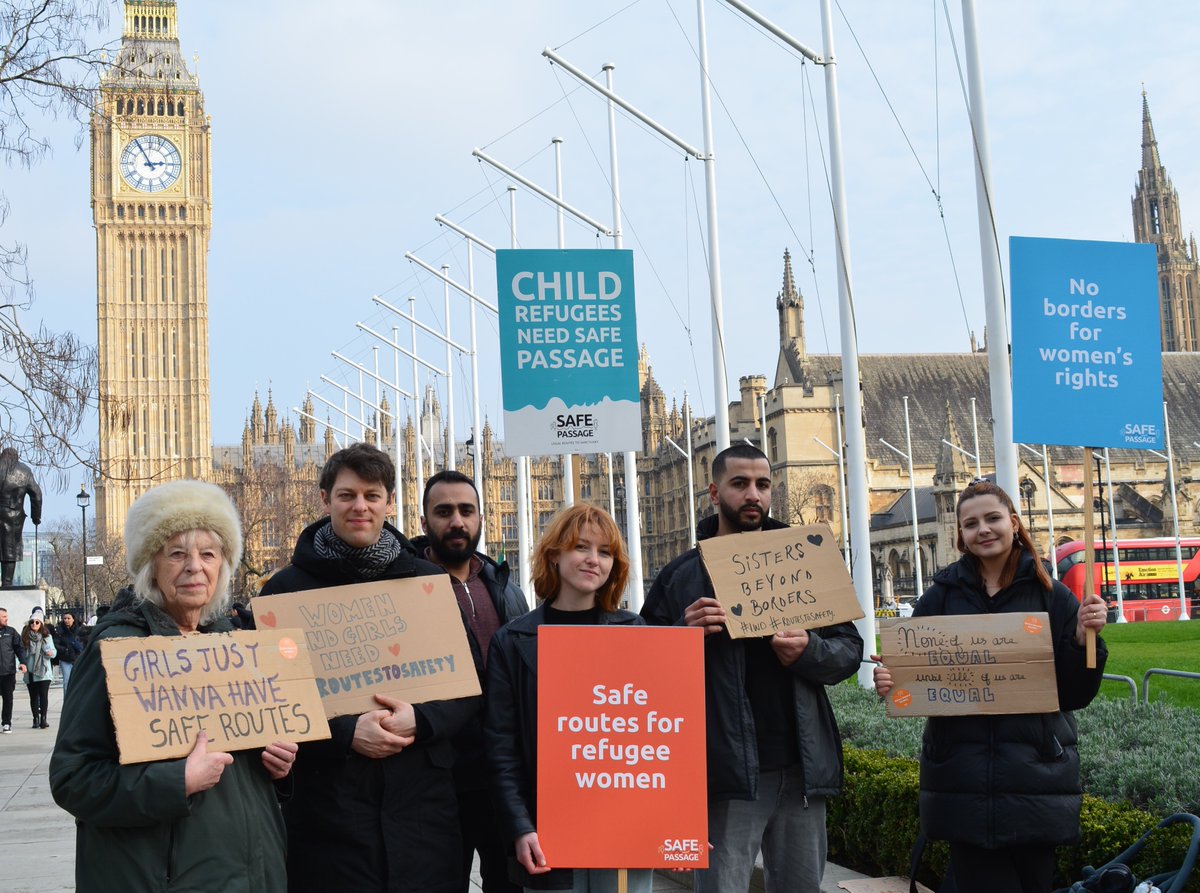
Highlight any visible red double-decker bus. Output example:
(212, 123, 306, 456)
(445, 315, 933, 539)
(1054, 538, 1200, 621)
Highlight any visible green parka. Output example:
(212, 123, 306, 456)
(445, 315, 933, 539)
(49, 589, 287, 893)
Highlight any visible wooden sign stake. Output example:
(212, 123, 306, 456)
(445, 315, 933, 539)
(1082, 447, 1098, 668)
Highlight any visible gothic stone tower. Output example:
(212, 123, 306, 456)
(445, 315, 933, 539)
(92, 1, 212, 539)
(1132, 91, 1200, 352)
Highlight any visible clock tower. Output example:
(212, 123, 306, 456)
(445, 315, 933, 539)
(92, 0, 212, 540)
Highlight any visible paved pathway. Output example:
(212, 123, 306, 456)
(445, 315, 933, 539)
(2, 682, 867, 893)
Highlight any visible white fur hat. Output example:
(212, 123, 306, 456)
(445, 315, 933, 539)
(124, 480, 243, 576)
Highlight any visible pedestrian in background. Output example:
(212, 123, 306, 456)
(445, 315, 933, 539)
(0, 606, 26, 733)
(22, 607, 55, 728)
(873, 479, 1109, 893)
(55, 611, 84, 694)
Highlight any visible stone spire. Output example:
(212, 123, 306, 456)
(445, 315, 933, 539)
(299, 396, 315, 444)
(776, 249, 805, 354)
(933, 402, 971, 487)
(250, 391, 264, 444)
(1141, 88, 1161, 173)
(1132, 90, 1200, 351)
(264, 389, 278, 444)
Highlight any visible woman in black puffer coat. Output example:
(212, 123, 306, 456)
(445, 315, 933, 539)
(873, 479, 1109, 893)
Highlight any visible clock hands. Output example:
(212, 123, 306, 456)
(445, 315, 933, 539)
(133, 138, 163, 171)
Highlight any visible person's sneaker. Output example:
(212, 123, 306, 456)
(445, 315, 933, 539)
(1, 724, 10, 733)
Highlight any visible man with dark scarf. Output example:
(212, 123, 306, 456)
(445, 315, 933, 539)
(260, 444, 479, 893)
(0, 448, 41, 588)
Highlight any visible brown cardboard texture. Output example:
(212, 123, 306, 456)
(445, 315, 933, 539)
(698, 524, 864, 638)
(879, 612, 1059, 717)
(251, 575, 480, 718)
(101, 628, 331, 765)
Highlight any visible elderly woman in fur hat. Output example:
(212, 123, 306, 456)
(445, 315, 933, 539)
(50, 481, 297, 893)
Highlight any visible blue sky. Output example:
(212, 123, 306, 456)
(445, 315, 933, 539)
(8, 0, 1200, 518)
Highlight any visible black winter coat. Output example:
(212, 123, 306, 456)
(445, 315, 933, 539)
(259, 519, 480, 893)
(0, 623, 24, 674)
(641, 514, 863, 802)
(49, 589, 287, 893)
(914, 551, 1107, 848)
(408, 536, 530, 793)
(484, 604, 643, 890)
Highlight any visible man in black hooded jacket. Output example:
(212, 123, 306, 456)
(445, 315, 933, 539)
(641, 444, 862, 893)
(260, 444, 478, 893)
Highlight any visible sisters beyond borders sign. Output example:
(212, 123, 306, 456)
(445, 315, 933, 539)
(879, 613, 1058, 717)
(496, 248, 641, 456)
(1011, 236, 1161, 449)
(100, 629, 331, 764)
(537, 626, 707, 870)
(251, 577, 480, 718)
(698, 524, 864, 638)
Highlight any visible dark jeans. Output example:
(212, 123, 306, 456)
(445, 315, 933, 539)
(947, 841, 1057, 893)
(27, 679, 50, 721)
(458, 786, 520, 893)
(0, 673, 13, 725)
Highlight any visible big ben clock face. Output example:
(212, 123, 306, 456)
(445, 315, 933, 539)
(119, 135, 182, 192)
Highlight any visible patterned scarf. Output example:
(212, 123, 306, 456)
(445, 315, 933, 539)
(313, 521, 404, 580)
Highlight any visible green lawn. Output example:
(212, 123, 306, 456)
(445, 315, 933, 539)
(1097, 620, 1200, 709)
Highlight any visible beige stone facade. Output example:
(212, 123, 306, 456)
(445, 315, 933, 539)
(92, 1, 213, 540)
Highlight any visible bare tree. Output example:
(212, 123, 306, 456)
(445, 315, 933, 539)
(773, 469, 838, 527)
(42, 519, 127, 613)
(220, 461, 325, 597)
(0, 1, 111, 483)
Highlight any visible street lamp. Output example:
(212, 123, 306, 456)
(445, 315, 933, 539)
(76, 486, 90, 619)
(1019, 476, 1035, 530)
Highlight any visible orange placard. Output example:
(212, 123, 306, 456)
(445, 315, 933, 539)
(537, 626, 707, 870)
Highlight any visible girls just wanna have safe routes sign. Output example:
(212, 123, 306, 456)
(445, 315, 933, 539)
(496, 249, 641, 456)
(1010, 236, 1162, 449)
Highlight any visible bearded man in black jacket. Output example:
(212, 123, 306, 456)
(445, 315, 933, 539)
(641, 444, 862, 893)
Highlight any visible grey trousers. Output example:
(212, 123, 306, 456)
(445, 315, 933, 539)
(695, 765, 827, 893)
(525, 869, 652, 893)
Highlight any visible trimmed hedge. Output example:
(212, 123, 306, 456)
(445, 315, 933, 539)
(829, 682, 1200, 890)
(830, 747, 1199, 890)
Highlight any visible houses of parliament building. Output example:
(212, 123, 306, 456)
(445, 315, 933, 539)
(93, 1, 1200, 599)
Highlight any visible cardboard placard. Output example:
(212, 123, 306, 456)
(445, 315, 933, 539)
(100, 628, 331, 765)
(537, 626, 708, 870)
(251, 576, 480, 718)
(698, 524, 865, 638)
(879, 613, 1059, 717)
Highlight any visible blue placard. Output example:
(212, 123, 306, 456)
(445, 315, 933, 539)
(496, 249, 642, 456)
(1011, 236, 1162, 449)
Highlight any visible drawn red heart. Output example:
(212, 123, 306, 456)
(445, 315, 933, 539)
(422, 582, 434, 594)
(389, 643, 401, 656)
(258, 611, 277, 628)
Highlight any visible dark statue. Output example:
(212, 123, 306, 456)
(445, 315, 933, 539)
(0, 448, 42, 588)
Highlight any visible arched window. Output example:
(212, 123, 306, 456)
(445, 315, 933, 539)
(157, 100, 165, 115)
(116, 98, 124, 114)
(137, 99, 145, 114)
(116, 205, 125, 219)
(813, 485, 834, 524)
(768, 427, 778, 462)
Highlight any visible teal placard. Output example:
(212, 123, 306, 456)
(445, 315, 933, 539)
(496, 249, 641, 456)
(1010, 236, 1161, 449)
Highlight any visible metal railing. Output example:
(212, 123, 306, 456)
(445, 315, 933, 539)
(1101, 673, 1138, 702)
(1141, 668, 1200, 704)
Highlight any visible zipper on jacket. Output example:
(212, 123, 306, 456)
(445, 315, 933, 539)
(166, 822, 177, 883)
